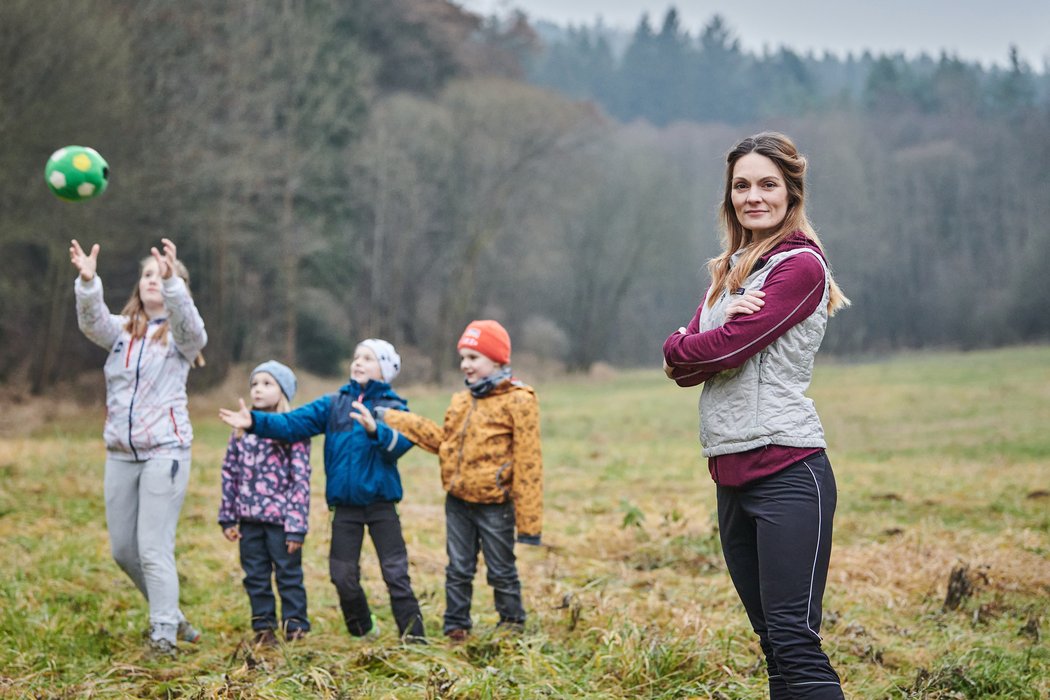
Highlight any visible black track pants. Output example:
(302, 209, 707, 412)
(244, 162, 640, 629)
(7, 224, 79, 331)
(329, 503, 424, 639)
(717, 451, 844, 700)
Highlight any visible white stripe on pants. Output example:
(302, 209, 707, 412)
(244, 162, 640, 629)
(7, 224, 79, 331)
(104, 455, 190, 642)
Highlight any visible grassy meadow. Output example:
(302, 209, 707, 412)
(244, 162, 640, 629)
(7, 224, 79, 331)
(1, 346, 1048, 699)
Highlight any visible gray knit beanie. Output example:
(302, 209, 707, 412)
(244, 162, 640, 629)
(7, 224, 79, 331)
(250, 360, 297, 402)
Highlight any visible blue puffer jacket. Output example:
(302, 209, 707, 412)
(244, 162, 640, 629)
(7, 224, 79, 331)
(251, 379, 413, 507)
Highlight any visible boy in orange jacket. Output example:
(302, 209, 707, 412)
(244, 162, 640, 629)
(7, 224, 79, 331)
(383, 320, 542, 640)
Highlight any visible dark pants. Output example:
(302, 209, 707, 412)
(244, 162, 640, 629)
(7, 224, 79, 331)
(444, 494, 525, 634)
(238, 521, 309, 633)
(329, 503, 424, 639)
(717, 452, 844, 700)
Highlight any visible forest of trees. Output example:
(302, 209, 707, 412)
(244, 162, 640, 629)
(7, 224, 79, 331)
(2, 2, 1048, 394)
(529, 10, 1050, 125)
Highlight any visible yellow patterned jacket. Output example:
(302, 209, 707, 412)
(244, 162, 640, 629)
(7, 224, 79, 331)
(384, 379, 543, 540)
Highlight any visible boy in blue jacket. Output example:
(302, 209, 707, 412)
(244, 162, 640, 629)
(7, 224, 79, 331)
(220, 340, 425, 641)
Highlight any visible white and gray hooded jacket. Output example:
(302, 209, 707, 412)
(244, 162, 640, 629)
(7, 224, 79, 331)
(75, 274, 207, 461)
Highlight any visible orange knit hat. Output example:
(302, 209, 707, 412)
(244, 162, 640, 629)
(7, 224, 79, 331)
(457, 320, 511, 365)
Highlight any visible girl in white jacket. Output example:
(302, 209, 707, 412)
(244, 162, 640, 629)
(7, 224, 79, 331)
(70, 237, 207, 655)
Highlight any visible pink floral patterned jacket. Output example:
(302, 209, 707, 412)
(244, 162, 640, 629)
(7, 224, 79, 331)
(218, 432, 312, 542)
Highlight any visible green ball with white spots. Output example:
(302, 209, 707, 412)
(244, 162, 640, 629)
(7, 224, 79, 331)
(45, 146, 109, 201)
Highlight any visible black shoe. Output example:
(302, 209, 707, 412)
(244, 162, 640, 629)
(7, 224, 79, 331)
(252, 629, 278, 647)
(496, 620, 525, 634)
(445, 628, 469, 643)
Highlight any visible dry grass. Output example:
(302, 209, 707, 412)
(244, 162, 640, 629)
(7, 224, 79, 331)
(1, 347, 1048, 698)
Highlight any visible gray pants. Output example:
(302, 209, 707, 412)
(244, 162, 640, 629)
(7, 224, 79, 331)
(444, 495, 525, 634)
(104, 455, 191, 643)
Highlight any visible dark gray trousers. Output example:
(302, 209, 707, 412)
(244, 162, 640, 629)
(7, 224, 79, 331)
(239, 521, 309, 633)
(329, 503, 424, 638)
(443, 494, 525, 634)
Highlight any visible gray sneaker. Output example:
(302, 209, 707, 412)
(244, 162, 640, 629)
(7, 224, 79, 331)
(149, 637, 178, 656)
(177, 620, 201, 644)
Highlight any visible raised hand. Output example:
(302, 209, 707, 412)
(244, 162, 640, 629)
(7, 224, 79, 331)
(150, 238, 179, 280)
(349, 400, 377, 435)
(218, 398, 253, 430)
(69, 239, 100, 282)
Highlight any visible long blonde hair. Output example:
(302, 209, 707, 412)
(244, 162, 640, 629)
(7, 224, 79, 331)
(121, 256, 206, 367)
(708, 132, 849, 315)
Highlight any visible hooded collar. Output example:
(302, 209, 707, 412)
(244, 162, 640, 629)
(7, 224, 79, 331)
(764, 230, 824, 261)
(732, 231, 826, 273)
(341, 378, 403, 404)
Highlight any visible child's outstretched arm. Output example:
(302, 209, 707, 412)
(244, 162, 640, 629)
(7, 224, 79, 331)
(71, 240, 124, 350)
(70, 239, 99, 282)
(349, 401, 415, 462)
(382, 408, 444, 455)
(155, 239, 207, 360)
(218, 399, 252, 430)
(219, 395, 332, 443)
(509, 393, 544, 545)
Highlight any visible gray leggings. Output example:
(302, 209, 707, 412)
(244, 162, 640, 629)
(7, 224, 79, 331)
(104, 455, 190, 643)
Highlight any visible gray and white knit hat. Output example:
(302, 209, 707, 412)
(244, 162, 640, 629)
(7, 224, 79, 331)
(250, 360, 297, 402)
(357, 339, 401, 383)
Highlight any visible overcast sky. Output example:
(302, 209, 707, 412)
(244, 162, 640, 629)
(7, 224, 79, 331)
(458, 0, 1049, 69)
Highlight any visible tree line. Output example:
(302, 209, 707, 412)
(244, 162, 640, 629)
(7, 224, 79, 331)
(1, 1, 1048, 395)
(529, 9, 1049, 125)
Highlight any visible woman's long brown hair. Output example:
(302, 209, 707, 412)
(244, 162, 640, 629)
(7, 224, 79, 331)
(708, 132, 849, 315)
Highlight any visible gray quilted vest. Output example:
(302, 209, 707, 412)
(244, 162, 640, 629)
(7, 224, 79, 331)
(697, 247, 830, 457)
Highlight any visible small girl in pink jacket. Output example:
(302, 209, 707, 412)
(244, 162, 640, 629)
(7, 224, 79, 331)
(218, 361, 312, 646)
